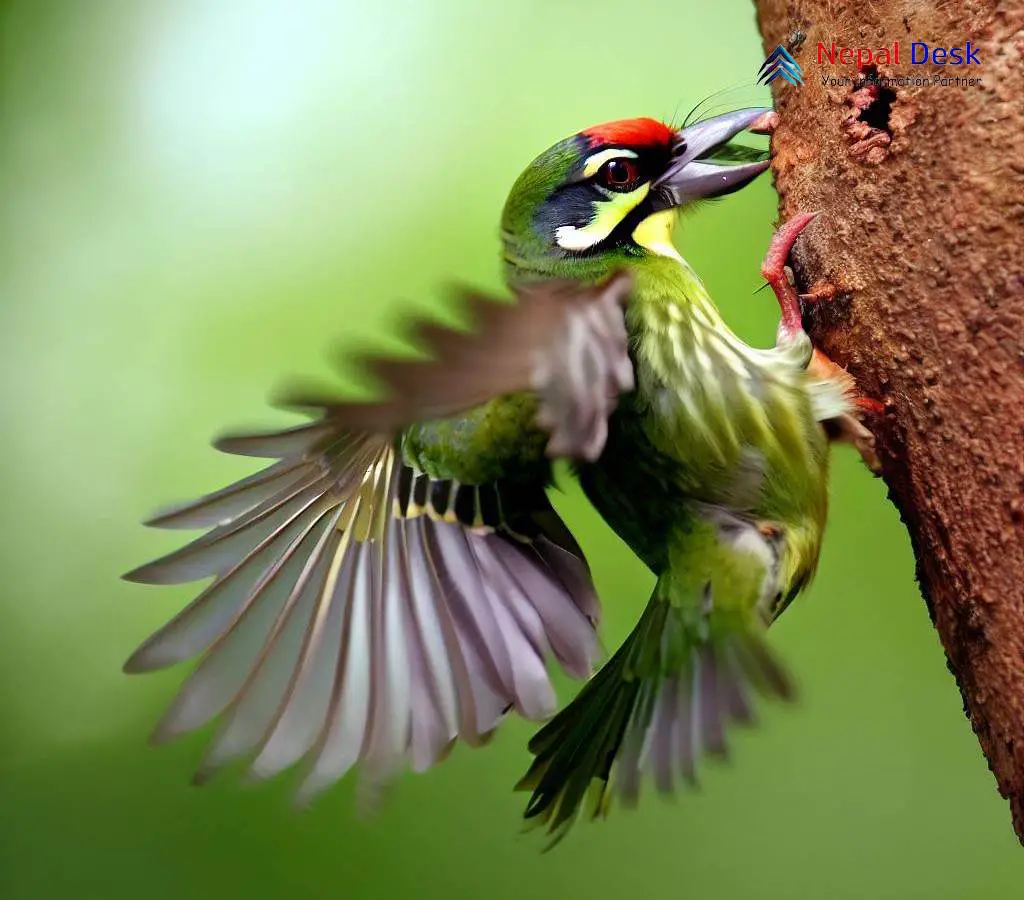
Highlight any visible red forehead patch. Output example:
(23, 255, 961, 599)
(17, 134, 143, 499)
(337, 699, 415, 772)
(581, 117, 674, 148)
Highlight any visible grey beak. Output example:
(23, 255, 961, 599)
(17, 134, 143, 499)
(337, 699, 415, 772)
(652, 108, 771, 209)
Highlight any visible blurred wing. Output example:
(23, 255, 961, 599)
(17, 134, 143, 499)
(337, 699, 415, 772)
(123, 273, 634, 800)
(288, 271, 635, 462)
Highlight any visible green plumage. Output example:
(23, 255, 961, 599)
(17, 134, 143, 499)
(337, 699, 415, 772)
(403, 394, 549, 487)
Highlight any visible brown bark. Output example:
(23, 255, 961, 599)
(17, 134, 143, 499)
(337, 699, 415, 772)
(754, 1, 1024, 840)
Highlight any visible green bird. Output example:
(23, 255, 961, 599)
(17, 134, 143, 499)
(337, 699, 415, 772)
(124, 107, 877, 841)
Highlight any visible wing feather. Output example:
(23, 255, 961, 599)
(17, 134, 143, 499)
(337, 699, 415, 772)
(250, 529, 356, 778)
(145, 459, 319, 530)
(152, 508, 341, 744)
(124, 503, 333, 673)
(296, 537, 375, 800)
(124, 274, 637, 801)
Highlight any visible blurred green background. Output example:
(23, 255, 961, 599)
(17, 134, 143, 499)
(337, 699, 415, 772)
(1, 1, 1020, 898)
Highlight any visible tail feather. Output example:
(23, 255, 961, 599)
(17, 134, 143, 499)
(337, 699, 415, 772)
(518, 634, 642, 841)
(517, 597, 793, 845)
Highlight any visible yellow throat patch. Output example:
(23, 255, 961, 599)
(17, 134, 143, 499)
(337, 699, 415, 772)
(631, 209, 682, 261)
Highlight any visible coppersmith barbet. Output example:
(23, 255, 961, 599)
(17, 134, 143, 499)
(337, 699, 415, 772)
(124, 108, 876, 841)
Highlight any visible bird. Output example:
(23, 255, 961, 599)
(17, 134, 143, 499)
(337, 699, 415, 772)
(123, 107, 878, 843)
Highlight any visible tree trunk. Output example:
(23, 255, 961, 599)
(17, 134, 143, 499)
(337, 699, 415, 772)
(754, 1, 1024, 841)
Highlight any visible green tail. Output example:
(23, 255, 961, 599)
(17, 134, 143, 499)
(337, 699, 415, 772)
(516, 578, 794, 844)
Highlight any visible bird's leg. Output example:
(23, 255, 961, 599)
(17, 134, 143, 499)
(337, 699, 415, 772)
(761, 213, 883, 472)
(761, 211, 817, 345)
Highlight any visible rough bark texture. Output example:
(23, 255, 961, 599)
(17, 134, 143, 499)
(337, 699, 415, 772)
(755, 1, 1024, 840)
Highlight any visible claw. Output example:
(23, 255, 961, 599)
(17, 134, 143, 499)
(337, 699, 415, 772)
(799, 280, 838, 304)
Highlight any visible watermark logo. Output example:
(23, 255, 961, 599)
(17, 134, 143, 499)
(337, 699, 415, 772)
(817, 41, 980, 68)
(816, 40, 983, 89)
(758, 45, 804, 86)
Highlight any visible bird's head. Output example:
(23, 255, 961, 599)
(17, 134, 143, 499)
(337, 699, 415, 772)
(501, 109, 771, 280)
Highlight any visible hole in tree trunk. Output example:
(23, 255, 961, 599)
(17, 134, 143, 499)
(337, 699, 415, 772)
(855, 66, 896, 134)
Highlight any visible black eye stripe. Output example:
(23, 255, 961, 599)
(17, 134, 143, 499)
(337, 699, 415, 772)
(533, 183, 600, 235)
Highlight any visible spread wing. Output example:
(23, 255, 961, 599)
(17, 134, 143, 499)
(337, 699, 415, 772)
(124, 273, 635, 801)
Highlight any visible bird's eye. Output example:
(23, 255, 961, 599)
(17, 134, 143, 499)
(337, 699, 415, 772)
(599, 158, 641, 191)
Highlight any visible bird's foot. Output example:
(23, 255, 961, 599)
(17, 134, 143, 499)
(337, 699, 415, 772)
(762, 214, 885, 471)
(761, 211, 818, 344)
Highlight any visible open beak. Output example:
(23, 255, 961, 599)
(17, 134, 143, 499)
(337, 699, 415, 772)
(652, 108, 773, 210)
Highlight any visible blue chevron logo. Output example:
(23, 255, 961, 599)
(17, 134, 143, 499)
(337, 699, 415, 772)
(758, 45, 803, 86)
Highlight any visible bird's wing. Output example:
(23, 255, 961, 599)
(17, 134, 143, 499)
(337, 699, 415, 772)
(124, 273, 635, 801)
(283, 272, 635, 461)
